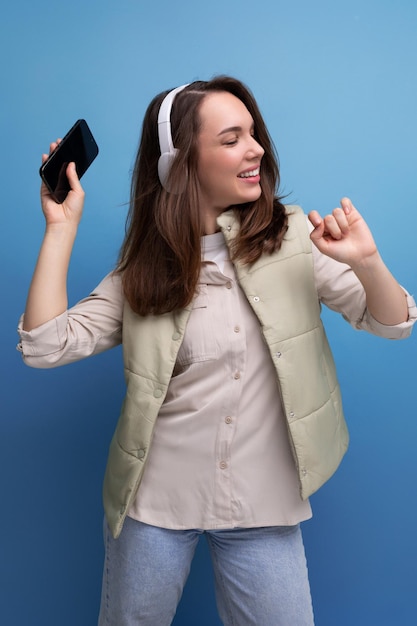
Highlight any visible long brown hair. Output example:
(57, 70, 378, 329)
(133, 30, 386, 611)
(117, 76, 288, 316)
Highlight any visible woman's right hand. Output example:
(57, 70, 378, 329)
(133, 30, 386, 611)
(40, 140, 85, 228)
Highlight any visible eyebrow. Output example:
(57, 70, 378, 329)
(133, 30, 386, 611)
(217, 126, 242, 136)
(217, 123, 255, 137)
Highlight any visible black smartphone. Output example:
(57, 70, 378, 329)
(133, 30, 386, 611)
(39, 119, 99, 203)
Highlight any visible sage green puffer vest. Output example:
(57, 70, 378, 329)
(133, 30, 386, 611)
(103, 206, 349, 538)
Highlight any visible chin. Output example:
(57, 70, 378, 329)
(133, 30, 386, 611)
(242, 190, 262, 204)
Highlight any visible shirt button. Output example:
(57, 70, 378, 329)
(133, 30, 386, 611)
(253, 296, 260, 302)
(275, 351, 282, 358)
(225, 281, 232, 289)
(227, 225, 232, 231)
(225, 416, 232, 424)
(234, 326, 240, 333)
(233, 371, 241, 380)
(219, 461, 228, 470)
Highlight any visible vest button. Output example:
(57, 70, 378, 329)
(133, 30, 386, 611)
(253, 296, 260, 303)
(137, 449, 146, 459)
(172, 331, 181, 341)
(275, 351, 282, 358)
(154, 389, 163, 398)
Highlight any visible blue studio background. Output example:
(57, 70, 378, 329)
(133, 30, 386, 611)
(1, 1, 416, 624)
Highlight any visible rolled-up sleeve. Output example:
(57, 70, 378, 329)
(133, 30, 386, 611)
(17, 272, 124, 368)
(311, 236, 417, 339)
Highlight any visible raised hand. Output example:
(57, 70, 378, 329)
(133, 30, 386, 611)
(308, 197, 408, 325)
(40, 140, 85, 228)
(308, 197, 378, 271)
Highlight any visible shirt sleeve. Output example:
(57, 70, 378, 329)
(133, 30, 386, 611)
(308, 219, 417, 339)
(16, 272, 124, 368)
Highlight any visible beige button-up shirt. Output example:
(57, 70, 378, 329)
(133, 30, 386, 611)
(129, 232, 313, 529)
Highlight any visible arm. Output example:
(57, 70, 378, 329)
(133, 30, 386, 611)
(308, 198, 408, 326)
(18, 272, 124, 368)
(23, 142, 85, 331)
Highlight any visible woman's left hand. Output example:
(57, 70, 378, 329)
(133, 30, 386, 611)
(308, 197, 378, 270)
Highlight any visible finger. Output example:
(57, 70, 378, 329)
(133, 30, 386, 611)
(48, 138, 62, 155)
(66, 162, 84, 195)
(308, 211, 325, 243)
(332, 207, 350, 234)
(308, 210, 322, 228)
(323, 215, 344, 240)
(340, 197, 356, 215)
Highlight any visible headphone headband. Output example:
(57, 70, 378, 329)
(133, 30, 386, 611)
(157, 84, 189, 190)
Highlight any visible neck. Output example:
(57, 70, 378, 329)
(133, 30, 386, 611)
(202, 207, 226, 235)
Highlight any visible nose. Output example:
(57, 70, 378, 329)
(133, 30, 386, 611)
(247, 135, 264, 159)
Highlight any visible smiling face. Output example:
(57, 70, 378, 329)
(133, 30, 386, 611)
(196, 91, 265, 232)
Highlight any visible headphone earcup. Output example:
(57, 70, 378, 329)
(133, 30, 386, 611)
(158, 149, 178, 191)
(157, 84, 189, 192)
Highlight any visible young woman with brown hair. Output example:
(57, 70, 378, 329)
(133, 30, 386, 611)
(18, 76, 416, 625)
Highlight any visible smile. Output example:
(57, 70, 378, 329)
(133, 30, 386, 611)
(238, 167, 260, 178)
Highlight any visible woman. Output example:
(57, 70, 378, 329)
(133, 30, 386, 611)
(18, 76, 416, 625)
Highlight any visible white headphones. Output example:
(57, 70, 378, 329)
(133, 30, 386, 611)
(157, 84, 189, 190)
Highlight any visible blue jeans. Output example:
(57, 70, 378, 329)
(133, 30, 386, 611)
(98, 516, 314, 626)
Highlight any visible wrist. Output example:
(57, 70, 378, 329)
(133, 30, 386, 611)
(44, 221, 79, 239)
(349, 250, 381, 275)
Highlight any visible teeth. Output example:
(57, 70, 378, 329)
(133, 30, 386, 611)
(238, 168, 259, 178)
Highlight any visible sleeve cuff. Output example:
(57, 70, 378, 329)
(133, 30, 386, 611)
(361, 291, 417, 339)
(17, 312, 69, 357)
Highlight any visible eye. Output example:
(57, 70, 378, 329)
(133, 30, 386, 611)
(223, 135, 238, 146)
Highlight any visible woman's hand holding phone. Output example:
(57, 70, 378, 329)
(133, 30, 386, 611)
(40, 140, 85, 230)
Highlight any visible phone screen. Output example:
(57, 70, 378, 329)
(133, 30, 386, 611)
(39, 119, 99, 203)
